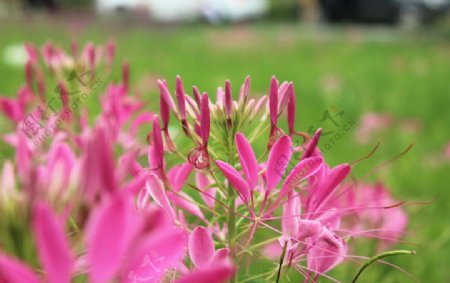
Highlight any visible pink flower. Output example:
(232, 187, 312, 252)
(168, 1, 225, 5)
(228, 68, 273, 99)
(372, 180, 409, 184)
(355, 112, 393, 144)
(444, 142, 450, 159)
(331, 183, 408, 247)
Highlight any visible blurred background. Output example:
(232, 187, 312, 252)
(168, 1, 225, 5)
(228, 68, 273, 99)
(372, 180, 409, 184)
(1, 0, 449, 282)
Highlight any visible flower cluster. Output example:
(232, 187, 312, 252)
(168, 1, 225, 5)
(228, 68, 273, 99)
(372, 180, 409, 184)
(0, 42, 410, 283)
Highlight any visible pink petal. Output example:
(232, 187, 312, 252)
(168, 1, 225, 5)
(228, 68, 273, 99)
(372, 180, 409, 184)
(0, 97, 21, 122)
(32, 202, 74, 283)
(86, 196, 139, 283)
(239, 75, 250, 104)
(185, 94, 199, 117)
(253, 95, 267, 116)
(1, 160, 16, 198)
(269, 76, 278, 126)
(193, 86, 202, 106)
(25, 60, 33, 86)
(211, 248, 230, 264)
(0, 253, 40, 283)
(215, 160, 250, 204)
(147, 145, 159, 168)
(236, 133, 259, 189)
(24, 43, 38, 64)
(224, 80, 232, 118)
(146, 173, 175, 219)
(297, 220, 322, 239)
(279, 157, 323, 200)
(16, 132, 31, 183)
(176, 261, 235, 283)
(176, 75, 187, 120)
(81, 127, 116, 202)
(266, 136, 293, 192)
(168, 163, 193, 192)
(302, 128, 322, 159)
(42, 42, 54, 65)
(316, 208, 341, 230)
(158, 79, 177, 112)
(311, 164, 351, 212)
(196, 172, 216, 208)
(117, 150, 141, 184)
(277, 82, 291, 113)
(152, 115, 164, 166)
(195, 171, 210, 189)
(287, 85, 296, 135)
(48, 142, 75, 178)
(380, 206, 408, 244)
(137, 186, 151, 210)
(281, 192, 301, 238)
(200, 93, 210, 145)
(160, 96, 170, 129)
(170, 192, 205, 220)
(307, 228, 346, 274)
(130, 112, 153, 137)
(189, 226, 216, 267)
(17, 86, 34, 108)
(216, 87, 224, 107)
(70, 40, 78, 57)
(105, 39, 115, 68)
(123, 227, 187, 282)
(57, 82, 70, 111)
(263, 242, 283, 260)
(85, 42, 96, 70)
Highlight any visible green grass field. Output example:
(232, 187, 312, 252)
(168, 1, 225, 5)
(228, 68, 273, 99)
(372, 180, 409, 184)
(1, 19, 449, 282)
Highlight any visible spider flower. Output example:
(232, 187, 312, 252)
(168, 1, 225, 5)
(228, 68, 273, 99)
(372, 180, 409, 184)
(0, 45, 413, 283)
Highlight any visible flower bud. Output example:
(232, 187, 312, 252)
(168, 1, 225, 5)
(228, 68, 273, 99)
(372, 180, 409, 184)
(225, 80, 233, 119)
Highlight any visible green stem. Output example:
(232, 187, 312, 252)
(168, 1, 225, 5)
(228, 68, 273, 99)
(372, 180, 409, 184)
(227, 188, 237, 282)
(226, 126, 237, 283)
(227, 182, 236, 255)
(276, 241, 288, 283)
(352, 250, 416, 283)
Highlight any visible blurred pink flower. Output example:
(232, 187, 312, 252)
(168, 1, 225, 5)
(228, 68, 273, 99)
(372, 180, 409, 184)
(355, 112, 393, 144)
(444, 142, 450, 159)
(330, 183, 408, 248)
